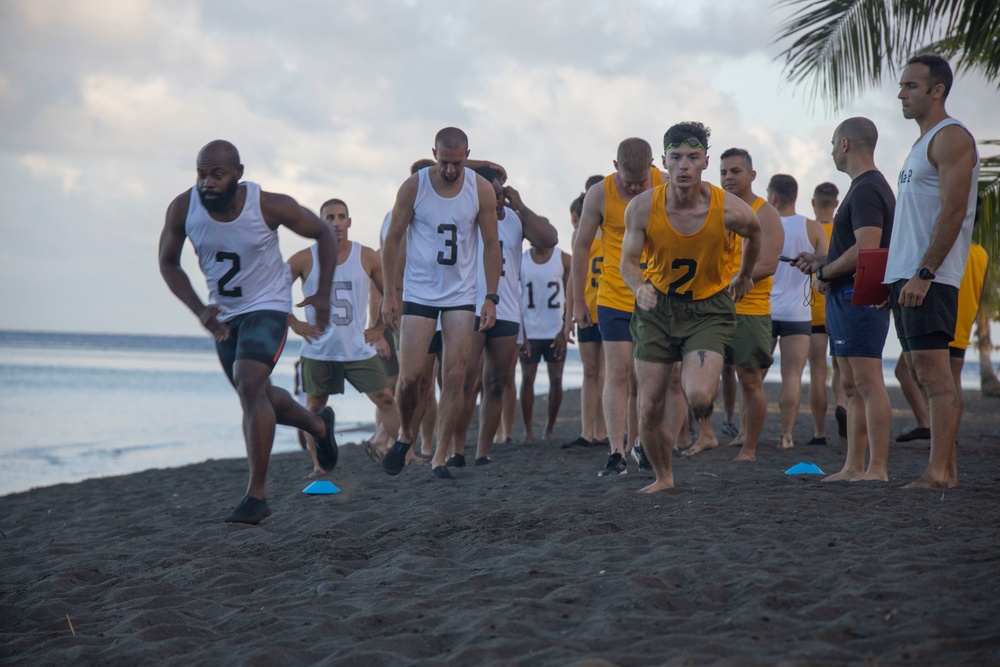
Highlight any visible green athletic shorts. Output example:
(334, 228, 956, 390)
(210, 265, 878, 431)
(302, 355, 388, 396)
(631, 288, 736, 364)
(725, 313, 773, 370)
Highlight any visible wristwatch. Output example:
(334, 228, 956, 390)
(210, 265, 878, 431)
(485, 293, 500, 305)
(816, 266, 830, 283)
(917, 267, 936, 281)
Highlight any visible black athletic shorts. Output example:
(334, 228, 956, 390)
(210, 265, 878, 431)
(216, 310, 289, 386)
(520, 338, 562, 365)
(475, 317, 520, 340)
(403, 301, 476, 319)
(888, 279, 958, 352)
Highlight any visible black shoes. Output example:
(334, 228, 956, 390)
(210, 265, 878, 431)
(598, 452, 628, 477)
(315, 407, 339, 472)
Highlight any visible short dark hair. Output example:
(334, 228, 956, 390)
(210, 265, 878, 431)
(570, 194, 585, 217)
(616, 138, 653, 173)
(320, 198, 349, 216)
(767, 174, 798, 206)
(719, 147, 752, 169)
(585, 174, 604, 191)
(410, 158, 436, 174)
(812, 182, 839, 207)
(434, 126, 469, 150)
(663, 122, 711, 153)
(907, 54, 954, 99)
(835, 116, 879, 148)
(474, 166, 502, 187)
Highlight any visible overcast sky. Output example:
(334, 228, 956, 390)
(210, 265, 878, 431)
(2, 0, 998, 337)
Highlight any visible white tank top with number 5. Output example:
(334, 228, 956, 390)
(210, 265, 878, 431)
(300, 242, 376, 362)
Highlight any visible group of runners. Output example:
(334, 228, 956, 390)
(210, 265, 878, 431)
(159, 54, 985, 524)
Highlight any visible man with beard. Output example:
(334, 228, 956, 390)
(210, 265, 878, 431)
(158, 140, 339, 525)
(380, 127, 501, 480)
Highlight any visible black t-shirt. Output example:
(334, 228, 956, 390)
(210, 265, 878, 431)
(828, 170, 896, 285)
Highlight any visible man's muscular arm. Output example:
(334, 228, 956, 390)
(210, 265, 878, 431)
(571, 184, 605, 327)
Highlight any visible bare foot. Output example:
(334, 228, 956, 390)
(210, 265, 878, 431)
(524, 433, 535, 444)
(305, 468, 327, 479)
(544, 430, 554, 441)
(822, 469, 863, 482)
(734, 445, 756, 461)
(903, 475, 958, 489)
(777, 435, 794, 449)
(638, 477, 674, 493)
(849, 469, 888, 482)
(683, 436, 718, 458)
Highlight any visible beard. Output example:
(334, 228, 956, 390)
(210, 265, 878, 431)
(198, 179, 240, 213)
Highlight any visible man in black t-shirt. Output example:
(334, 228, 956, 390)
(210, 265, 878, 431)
(791, 117, 895, 483)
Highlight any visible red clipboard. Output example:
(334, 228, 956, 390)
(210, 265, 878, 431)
(851, 248, 889, 306)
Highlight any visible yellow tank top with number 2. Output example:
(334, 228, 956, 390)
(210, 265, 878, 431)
(644, 183, 734, 300)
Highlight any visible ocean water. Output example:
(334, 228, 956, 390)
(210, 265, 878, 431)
(0, 329, 993, 497)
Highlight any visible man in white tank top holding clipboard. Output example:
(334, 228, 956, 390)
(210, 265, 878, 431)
(158, 140, 340, 525)
(884, 54, 980, 489)
(381, 127, 502, 480)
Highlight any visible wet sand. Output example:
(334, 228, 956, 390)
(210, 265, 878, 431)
(2, 384, 999, 666)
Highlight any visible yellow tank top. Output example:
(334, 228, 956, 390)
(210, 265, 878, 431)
(597, 167, 663, 311)
(952, 242, 988, 350)
(585, 234, 602, 321)
(810, 221, 834, 325)
(732, 197, 771, 316)
(644, 183, 735, 300)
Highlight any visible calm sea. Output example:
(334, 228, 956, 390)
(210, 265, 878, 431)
(0, 329, 992, 497)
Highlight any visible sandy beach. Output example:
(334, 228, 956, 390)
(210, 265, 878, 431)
(2, 383, 999, 666)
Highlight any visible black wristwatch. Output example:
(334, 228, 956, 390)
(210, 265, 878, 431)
(917, 267, 936, 281)
(485, 293, 500, 305)
(816, 266, 830, 283)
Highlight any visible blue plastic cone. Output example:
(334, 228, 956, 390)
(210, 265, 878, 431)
(303, 480, 340, 494)
(785, 462, 824, 475)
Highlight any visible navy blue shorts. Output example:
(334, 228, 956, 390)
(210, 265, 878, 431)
(826, 284, 889, 358)
(577, 323, 602, 344)
(597, 305, 633, 342)
(216, 310, 289, 385)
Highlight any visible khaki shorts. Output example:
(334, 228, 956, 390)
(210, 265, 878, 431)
(726, 314, 773, 370)
(302, 355, 388, 396)
(631, 288, 736, 364)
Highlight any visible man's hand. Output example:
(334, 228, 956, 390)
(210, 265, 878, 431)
(372, 335, 391, 359)
(564, 320, 576, 346)
(297, 293, 330, 332)
(478, 299, 497, 332)
(791, 252, 821, 275)
(573, 299, 593, 329)
(289, 317, 325, 343)
(519, 340, 532, 360)
(812, 276, 829, 295)
(728, 274, 754, 303)
(199, 305, 230, 342)
(897, 275, 932, 308)
(503, 185, 525, 212)
(552, 331, 567, 361)
(381, 292, 402, 332)
(634, 283, 658, 311)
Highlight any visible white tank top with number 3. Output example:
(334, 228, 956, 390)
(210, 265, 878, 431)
(402, 167, 480, 308)
(300, 242, 376, 362)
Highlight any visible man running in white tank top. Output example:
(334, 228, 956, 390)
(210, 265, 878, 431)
(158, 140, 339, 525)
(287, 198, 401, 476)
(381, 127, 501, 480)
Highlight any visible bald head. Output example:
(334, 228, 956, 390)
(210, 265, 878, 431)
(834, 117, 878, 150)
(434, 127, 469, 151)
(197, 140, 241, 168)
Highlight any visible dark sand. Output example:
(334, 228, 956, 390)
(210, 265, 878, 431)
(2, 384, 999, 666)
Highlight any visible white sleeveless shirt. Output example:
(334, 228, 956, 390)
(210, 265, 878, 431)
(477, 206, 524, 323)
(403, 167, 480, 307)
(885, 118, 980, 288)
(520, 248, 566, 339)
(300, 242, 377, 362)
(185, 181, 292, 321)
(770, 214, 813, 322)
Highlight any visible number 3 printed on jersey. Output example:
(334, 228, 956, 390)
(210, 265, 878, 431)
(437, 223, 457, 265)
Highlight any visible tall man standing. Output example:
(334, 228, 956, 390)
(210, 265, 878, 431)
(622, 122, 761, 493)
(885, 54, 979, 489)
(158, 140, 339, 524)
(381, 127, 501, 480)
(792, 117, 895, 482)
(572, 138, 666, 477)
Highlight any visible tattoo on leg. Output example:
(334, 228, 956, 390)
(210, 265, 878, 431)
(693, 404, 713, 422)
(698, 350, 706, 367)
(927, 389, 956, 399)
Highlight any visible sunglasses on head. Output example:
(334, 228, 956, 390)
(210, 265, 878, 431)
(664, 137, 708, 152)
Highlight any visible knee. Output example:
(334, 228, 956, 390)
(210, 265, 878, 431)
(484, 375, 505, 398)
